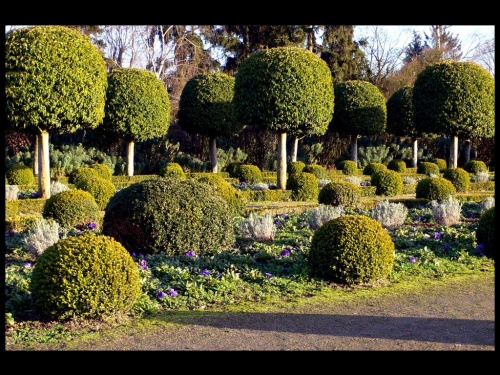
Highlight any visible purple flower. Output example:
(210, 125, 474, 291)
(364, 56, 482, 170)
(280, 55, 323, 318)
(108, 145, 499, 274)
(185, 250, 196, 257)
(86, 222, 97, 230)
(24, 262, 32, 268)
(476, 243, 485, 256)
(412, 226, 417, 232)
(434, 232, 441, 239)
(201, 269, 211, 276)
(280, 249, 292, 257)
(409, 256, 416, 263)
(265, 272, 273, 279)
(155, 290, 167, 299)
(139, 259, 148, 270)
(132, 252, 137, 258)
(275, 220, 282, 228)
(443, 245, 451, 253)
(166, 287, 178, 297)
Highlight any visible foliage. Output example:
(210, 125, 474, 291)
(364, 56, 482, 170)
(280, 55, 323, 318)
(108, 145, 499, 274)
(159, 162, 186, 180)
(6, 185, 19, 201)
(30, 233, 141, 320)
(50, 180, 70, 196)
(370, 169, 403, 197)
(386, 86, 416, 137)
(303, 164, 329, 180)
(286, 172, 319, 201)
(417, 162, 440, 176)
(308, 215, 395, 284)
(6, 164, 35, 185)
(431, 196, 462, 226)
(415, 177, 457, 201)
(340, 160, 358, 175)
(357, 145, 392, 167)
(76, 176, 117, 210)
(363, 162, 387, 176)
(43, 189, 101, 230)
(431, 158, 447, 172)
(239, 214, 277, 241)
(318, 181, 361, 208)
(442, 168, 470, 193)
(21, 217, 60, 259)
(464, 159, 488, 173)
(387, 159, 407, 173)
(288, 161, 306, 174)
(476, 207, 495, 259)
(370, 200, 408, 230)
(91, 163, 113, 180)
(236, 164, 263, 184)
(68, 167, 100, 185)
(102, 178, 236, 256)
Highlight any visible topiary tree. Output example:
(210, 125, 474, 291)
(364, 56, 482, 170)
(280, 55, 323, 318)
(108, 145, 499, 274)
(178, 72, 245, 173)
(329, 80, 387, 166)
(386, 86, 420, 168)
(413, 61, 494, 169)
(6, 164, 35, 185)
(233, 46, 334, 190)
(102, 68, 171, 176)
(5, 26, 108, 199)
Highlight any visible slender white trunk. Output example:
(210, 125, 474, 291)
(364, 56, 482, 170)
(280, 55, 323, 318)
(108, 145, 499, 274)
(38, 130, 51, 199)
(450, 135, 459, 169)
(210, 137, 218, 173)
(350, 134, 358, 165)
(291, 136, 299, 163)
(127, 141, 135, 176)
(411, 137, 418, 168)
(277, 132, 287, 190)
(33, 136, 39, 177)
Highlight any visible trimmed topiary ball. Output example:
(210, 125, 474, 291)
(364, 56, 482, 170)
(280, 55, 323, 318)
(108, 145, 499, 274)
(288, 161, 306, 174)
(308, 214, 395, 284)
(464, 159, 488, 173)
(415, 177, 456, 201)
(442, 167, 470, 192)
(476, 207, 494, 259)
(159, 162, 186, 180)
(340, 160, 358, 175)
(6, 164, 35, 185)
(371, 169, 403, 196)
(363, 162, 387, 176)
(236, 164, 262, 184)
(417, 162, 440, 176)
(431, 158, 447, 172)
(91, 163, 113, 180)
(303, 164, 329, 180)
(43, 189, 101, 229)
(318, 181, 361, 208)
(102, 178, 236, 256)
(387, 159, 407, 173)
(68, 167, 100, 185)
(30, 232, 141, 320)
(76, 176, 117, 210)
(286, 172, 318, 201)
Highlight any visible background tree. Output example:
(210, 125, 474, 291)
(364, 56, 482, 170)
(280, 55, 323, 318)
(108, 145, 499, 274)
(233, 46, 334, 189)
(5, 25, 108, 198)
(413, 60, 494, 168)
(329, 80, 387, 166)
(102, 68, 171, 176)
(177, 72, 244, 172)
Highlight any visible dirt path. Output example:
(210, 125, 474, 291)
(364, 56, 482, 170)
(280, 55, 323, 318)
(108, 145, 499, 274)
(6, 273, 494, 351)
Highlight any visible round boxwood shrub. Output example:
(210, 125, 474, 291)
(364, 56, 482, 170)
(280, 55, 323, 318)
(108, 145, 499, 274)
(68, 167, 100, 185)
(340, 160, 358, 175)
(236, 164, 262, 184)
(431, 158, 447, 172)
(6, 164, 35, 185)
(308, 214, 395, 284)
(102, 178, 236, 256)
(363, 162, 387, 176)
(194, 173, 247, 217)
(30, 232, 141, 320)
(442, 167, 470, 193)
(476, 207, 494, 259)
(415, 177, 457, 201)
(318, 181, 361, 208)
(387, 159, 406, 173)
(371, 169, 403, 196)
(417, 162, 440, 176)
(91, 163, 113, 180)
(303, 164, 329, 180)
(464, 159, 488, 173)
(76, 176, 117, 210)
(288, 161, 306, 175)
(286, 172, 318, 201)
(43, 189, 101, 229)
(159, 162, 186, 180)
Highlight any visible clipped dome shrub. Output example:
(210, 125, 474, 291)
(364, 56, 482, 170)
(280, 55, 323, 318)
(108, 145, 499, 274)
(476, 207, 495, 259)
(340, 160, 358, 175)
(417, 162, 440, 176)
(102, 178, 236, 256)
(43, 189, 101, 229)
(371, 169, 403, 196)
(159, 162, 186, 180)
(415, 177, 456, 201)
(303, 164, 329, 180)
(6, 164, 35, 185)
(76, 176, 117, 210)
(308, 214, 395, 284)
(91, 163, 113, 180)
(387, 159, 406, 173)
(431, 158, 447, 172)
(30, 232, 141, 320)
(363, 162, 387, 176)
(68, 167, 100, 185)
(286, 172, 318, 201)
(318, 181, 361, 208)
(464, 159, 488, 173)
(194, 173, 247, 216)
(236, 164, 262, 184)
(442, 167, 470, 193)
(288, 161, 306, 175)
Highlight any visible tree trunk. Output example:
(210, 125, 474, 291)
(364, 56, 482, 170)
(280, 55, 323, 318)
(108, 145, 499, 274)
(463, 139, 471, 165)
(291, 135, 299, 163)
(350, 134, 358, 165)
(449, 135, 459, 169)
(277, 132, 287, 190)
(411, 137, 418, 168)
(37, 130, 51, 199)
(127, 140, 135, 176)
(210, 136, 218, 173)
(33, 135, 39, 177)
